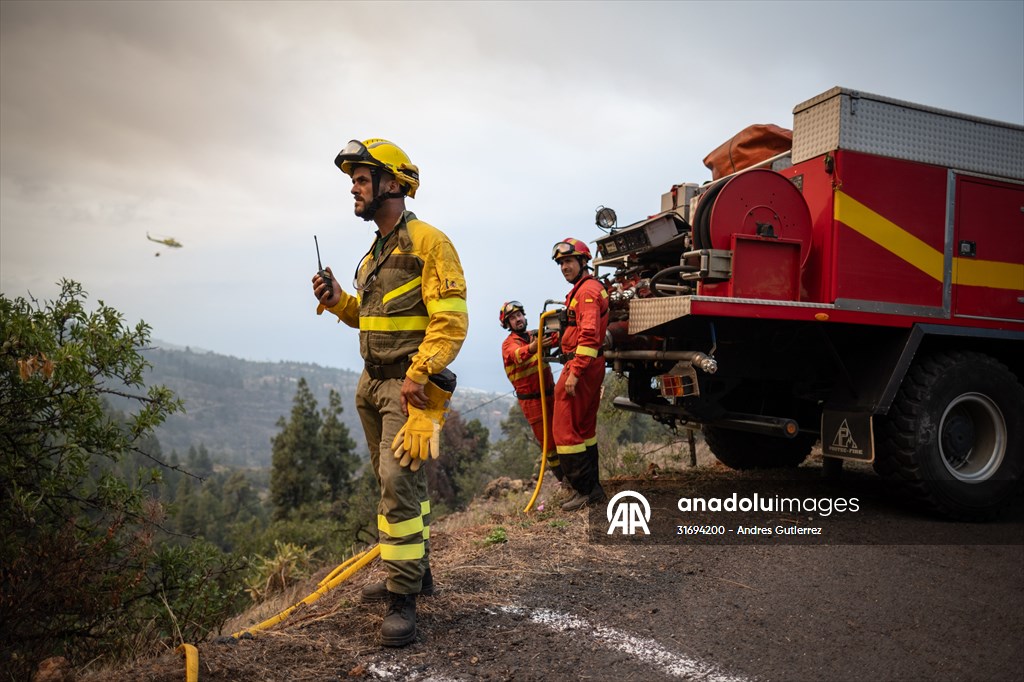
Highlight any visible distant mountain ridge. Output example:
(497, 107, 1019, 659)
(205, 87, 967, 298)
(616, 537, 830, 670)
(121, 343, 516, 467)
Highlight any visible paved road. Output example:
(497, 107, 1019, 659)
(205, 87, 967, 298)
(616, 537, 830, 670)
(381, 465, 1024, 682)
(99, 463, 1023, 682)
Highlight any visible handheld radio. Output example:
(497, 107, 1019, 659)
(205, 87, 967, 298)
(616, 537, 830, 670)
(315, 235, 334, 298)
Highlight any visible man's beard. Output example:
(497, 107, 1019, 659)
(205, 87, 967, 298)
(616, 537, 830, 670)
(355, 198, 378, 222)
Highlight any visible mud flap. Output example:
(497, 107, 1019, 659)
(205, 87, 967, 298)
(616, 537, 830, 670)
(821, 409, 874, 462)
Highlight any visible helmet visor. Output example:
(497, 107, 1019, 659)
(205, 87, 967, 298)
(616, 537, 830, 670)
(335, 140, 376, 171)
(551, 242, 575, 260)
(501, 300, 524, 315)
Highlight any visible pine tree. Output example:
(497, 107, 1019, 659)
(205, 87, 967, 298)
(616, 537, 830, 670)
(194, 443, 214, 478)
(269, 378, 322, 519)
(491, 403, 541, 481)
(222, 470, 255, 520)
(318, 389, 358, 503)
(175, 477, 200, 536)
(196, 477, 224, 544)
(430, 412, 491, 510)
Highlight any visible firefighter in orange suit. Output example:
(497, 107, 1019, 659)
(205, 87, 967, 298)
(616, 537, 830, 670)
(551, 238, 608, 511)
(313, 139, 468, 648)
(499, 300, 563, 483)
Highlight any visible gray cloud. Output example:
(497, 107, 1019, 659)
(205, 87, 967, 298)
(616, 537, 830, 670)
(2, 0, 1021, 392)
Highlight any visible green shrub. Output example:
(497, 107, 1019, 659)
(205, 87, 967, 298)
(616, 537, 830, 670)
(245, 541, 319, 601)
(0, 281, 241, 677)
(483, 526, 508, 545)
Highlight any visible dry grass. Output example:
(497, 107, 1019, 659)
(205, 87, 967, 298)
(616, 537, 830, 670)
(78, 472, 634, 681)
(78, 446, 757, 681)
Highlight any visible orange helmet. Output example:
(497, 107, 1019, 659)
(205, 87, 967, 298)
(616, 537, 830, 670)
(498, 300, 525, 329)
(551, 237, 592, 262)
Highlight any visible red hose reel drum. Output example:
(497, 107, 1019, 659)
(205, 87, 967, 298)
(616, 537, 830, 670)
(703, 169, 813, 267)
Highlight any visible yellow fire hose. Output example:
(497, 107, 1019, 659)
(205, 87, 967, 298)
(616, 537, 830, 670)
(231, 544, 381, 638)
(523, 310, 559, 512)
(176, 544, 381, 680)
(175, 643, 198, 682)
(316, 545, 372, 588)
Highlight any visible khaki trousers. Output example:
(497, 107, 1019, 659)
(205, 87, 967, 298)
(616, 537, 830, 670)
(355, 371, 431, 594)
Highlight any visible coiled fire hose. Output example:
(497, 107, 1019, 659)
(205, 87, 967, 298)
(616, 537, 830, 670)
(523, 310, 559, 513)
(177, 544, 381, 681)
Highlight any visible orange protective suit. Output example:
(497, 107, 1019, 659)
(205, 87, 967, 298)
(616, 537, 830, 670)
(553, 274, 608, 495)
(502, 329, 557, 474)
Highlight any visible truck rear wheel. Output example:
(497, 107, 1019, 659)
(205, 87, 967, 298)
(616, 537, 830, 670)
(875, 350, 1024, 520)
(704, 426, 816, 469)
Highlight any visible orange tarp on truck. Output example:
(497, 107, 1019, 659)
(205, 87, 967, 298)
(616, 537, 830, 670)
(703, 124, 793, 180)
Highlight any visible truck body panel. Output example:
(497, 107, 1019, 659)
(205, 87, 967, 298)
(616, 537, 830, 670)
(589, 86, 1024, 518)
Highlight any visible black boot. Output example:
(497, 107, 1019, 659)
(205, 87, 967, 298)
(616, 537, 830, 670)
(560, 490, 589, 511)
(561, 483, 606, 509)
(561, 482, 607, 511)
(381, 591, 417, 647)
(583, 444, 602, 494)
(549, 464, 564, 482)
(361, 567, 434, 601)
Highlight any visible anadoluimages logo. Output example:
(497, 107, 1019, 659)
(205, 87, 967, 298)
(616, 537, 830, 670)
(606, 490, 651, 535)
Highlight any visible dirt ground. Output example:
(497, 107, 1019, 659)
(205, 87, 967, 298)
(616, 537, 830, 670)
(75, 458, 1024, 682)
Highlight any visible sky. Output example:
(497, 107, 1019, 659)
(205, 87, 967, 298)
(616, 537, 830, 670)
(2, 0, 1022, 393)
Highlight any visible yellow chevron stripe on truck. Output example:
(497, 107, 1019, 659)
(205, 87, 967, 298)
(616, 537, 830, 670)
(834, 191, 1023, 290)
(952, 258, 1024, 291)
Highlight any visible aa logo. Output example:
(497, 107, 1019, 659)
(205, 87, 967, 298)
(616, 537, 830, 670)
(606, 491, 651, 536)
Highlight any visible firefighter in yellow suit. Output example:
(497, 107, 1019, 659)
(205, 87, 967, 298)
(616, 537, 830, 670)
(313, 139, 468, 647)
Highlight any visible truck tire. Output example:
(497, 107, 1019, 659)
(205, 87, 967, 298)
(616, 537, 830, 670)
(704, 426, 816, 469)
(875, 350, 1024, 520)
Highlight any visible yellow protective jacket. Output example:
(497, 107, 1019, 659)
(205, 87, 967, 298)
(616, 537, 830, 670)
(318, 211, 469, 384)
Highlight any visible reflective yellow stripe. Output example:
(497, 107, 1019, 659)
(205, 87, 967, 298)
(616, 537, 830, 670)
(382, 276, 422, 304)
(377, 514, 424, 538)
(556, 443, 587, 455)
(584, 436, 598, 447)
(836, 190, 1023, 290)
(835, 191, 944, 281)
(575, 346, 599, 358)
(954, 258, 1024, 290)
(421, 499, 430, 540)
(359, 316, 430, 331)
(509, 365, 539, 381)
(379, 542, 425, 561)
(426, 297, 469, 315)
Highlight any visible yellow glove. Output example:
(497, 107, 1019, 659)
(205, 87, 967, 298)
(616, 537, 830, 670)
(392, 379, 453, 469)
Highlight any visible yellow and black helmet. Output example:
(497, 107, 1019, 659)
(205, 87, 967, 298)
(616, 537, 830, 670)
(335, 138, 420, 198)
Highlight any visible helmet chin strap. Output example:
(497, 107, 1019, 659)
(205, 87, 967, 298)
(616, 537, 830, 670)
(359, 168, 406, 222)
(570, 257, 590, 284)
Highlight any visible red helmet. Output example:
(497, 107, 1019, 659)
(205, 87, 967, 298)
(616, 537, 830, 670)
(498, 300, 525, 329)
(551, 237, 592, 262)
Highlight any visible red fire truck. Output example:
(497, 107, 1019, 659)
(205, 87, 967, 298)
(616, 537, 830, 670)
(589, 87, 1023, 519)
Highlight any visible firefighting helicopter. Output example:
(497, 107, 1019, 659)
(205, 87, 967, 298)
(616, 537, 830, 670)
(147, 232, 183, 256)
